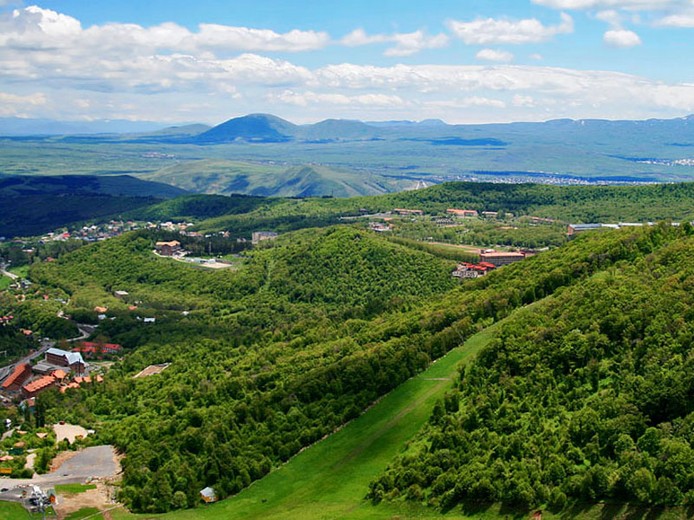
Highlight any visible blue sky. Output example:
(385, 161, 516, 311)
(0, 0, 692, 124)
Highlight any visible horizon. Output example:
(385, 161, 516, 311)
(0, 1, 693, 125)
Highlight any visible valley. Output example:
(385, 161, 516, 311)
(1, 180, 694, 519)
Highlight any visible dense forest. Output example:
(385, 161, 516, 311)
(19, 219, 693, 513)
(370, 223, 694, 511)
(3, 181, 694, 516)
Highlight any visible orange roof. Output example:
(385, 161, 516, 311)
(22, 375, 56, 394)
(2, 363, 31, 389)
(52, 369, 68, 380)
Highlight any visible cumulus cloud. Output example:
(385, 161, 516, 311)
(604, 28, 643, 46)
(657, 11, 694, 26)
(447, 13, 573, 45)
(341, 28, 448, 56)
(0, 5, 692, 123)
(476, 49, 515, 62)
(0, 6, 329, 54)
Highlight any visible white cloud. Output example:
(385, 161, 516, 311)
(0, 90, 47, 116)
(341, 28, 448, 56)
(657, 11, 694, 26)
(447, 13, 573, 45)
(0, 6, 329, 54)
(604, 28, 643, 46)
(476, 49, 515, 62)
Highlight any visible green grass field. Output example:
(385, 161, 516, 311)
(55, 483, 97, 496)
(0, 275, 10, 290)
(109, 328, 494, 520)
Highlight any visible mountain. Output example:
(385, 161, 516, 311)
(193, 113, 299, 144)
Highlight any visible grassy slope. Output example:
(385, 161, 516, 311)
(109, 329, 493, 520)
(109, 307, 692, 520)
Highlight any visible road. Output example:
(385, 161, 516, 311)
(0, 265, 18, 281)
(0, 445, 119, 500)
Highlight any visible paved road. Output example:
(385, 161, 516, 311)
(0, 445, 118, 501)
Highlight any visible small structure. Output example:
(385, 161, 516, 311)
(251, 231, 278, 245)
(567, 223, 604, 236)
(113, 290, 129, 299)
(452, 262, 496, 279)
(481, 211, 499, 219)
(393, 208, 424, 216)
(369, 222, 391, 232)
(155, 240, 182, 256)
(2, 363, 32, 392)
(447, 208, 478, 218)
(200, 486, 218, 503)
(73, 341, 122, 358)
(479, 251, 526, 267)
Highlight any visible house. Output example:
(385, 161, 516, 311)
(2, 363, 32, 392)
(452, 262, 495, 279)
(22, 375, 56, 398)
(45, 348, 86, 375)
(200, 487, 218, 503)
(447, 208, 478, 218)
(155, 240, 182, 256)
(479, 251, 526, 267)
(481, 211, 498, 219)
(251, 231, 278, 245)
(113, 290, 129, 299)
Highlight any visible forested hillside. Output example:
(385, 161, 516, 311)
(22, 221, 690, 514)
(188, 182, 694, 235)
(371, 223, 694, 511)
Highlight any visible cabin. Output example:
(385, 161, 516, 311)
(200, 487, 218, 503)
(155, 240, 182, 256)
(393, 208, 424, 216)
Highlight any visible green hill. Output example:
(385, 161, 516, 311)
(141, 159, 398, 197)
(0, 174, 187, 237)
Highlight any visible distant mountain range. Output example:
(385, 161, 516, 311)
(1, 113, 693, 200)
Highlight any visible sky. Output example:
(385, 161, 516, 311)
(0, 0, 693, 125)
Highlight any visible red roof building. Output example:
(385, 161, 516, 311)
(22, 375, 56, 398)
(2, 363, 32, 392)
(73, 342, 122, 358)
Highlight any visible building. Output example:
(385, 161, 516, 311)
(44, 348, 86, 375)
(567, 223, 603, 236)
(479, 251, 526, 267)
(200, 487, 218, 503)
(251, 231, 278, 245)
(452, 262, 495, 279)
(113, 290, 129, 299)
(393, 208, 424, 216)
(2, 363, 32, 392)
(446, 208, 478, 218)
(73, 342, 122, 358)
(21, 375, 56, 398)
(155, 240, 182, 256)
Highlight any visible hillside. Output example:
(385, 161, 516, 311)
(372, 224, 694, 511)
(0, 174, 187, 237)
(140, 159, 398, 197)
(16, 219, 693, 516)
